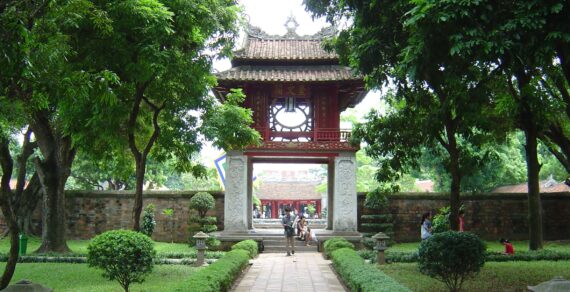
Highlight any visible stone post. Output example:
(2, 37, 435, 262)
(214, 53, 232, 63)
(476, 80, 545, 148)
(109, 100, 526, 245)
(223, 151, 249, 233)
(333, 152, 358, 233)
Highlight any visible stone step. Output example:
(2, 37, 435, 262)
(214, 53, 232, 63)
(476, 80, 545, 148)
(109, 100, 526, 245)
(263, 239, 317, 246)
(263, 245, 318, 253)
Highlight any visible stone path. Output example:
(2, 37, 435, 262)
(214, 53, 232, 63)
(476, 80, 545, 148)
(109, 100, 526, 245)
(232, 253, 346, 292)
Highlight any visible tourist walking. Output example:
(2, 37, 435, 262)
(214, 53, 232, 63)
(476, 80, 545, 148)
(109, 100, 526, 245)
(282, 206, 295, 256)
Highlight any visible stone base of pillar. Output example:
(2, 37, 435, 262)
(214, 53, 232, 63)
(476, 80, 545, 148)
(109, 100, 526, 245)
(333, 152, 358, 233)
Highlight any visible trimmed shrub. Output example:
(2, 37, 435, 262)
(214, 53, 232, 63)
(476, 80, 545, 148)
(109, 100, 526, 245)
(189, 192, 219, 247)
(141, 204, 156, 237)
(180, 249, 250, 292)
(419, 231, 485, 292)
(331, 248, 410, 292)
(323, 237, 355, 258)
(88, 230, 156, 292)
(189, 192, 216, 217)
(231, 240, 258, 259)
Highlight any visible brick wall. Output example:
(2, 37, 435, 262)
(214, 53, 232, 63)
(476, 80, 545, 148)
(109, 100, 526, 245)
(358, 192, 570, 242)
(21, 191, 224, 243)
(10, 191, 570, 243)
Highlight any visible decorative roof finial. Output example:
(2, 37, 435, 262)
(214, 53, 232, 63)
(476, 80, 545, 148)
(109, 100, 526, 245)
(284, 13, 299, 38)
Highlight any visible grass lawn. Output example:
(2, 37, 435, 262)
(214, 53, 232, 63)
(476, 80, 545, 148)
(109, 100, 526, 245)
(389, 240, 570, 254)
(380, 261, 570, 292)
(2, 262, 196, 291)
(0, 237, 194, 256)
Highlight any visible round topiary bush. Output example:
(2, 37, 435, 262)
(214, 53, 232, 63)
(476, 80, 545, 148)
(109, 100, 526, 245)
(88, 230, 156, 292)
(190, 192, 216, 217)
(418, 231, 485, 292)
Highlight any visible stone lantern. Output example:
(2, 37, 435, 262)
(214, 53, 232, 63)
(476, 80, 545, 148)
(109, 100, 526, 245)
(193, 231, 209, 267)
(528, 276, 570, 292)
(371, 232, 390, 265)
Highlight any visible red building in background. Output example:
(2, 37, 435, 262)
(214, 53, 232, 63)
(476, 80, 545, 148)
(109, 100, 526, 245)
(256, 170, 322, 219)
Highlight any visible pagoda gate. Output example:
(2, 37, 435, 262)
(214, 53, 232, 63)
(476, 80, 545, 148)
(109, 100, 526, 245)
(213, 18, 367, 238)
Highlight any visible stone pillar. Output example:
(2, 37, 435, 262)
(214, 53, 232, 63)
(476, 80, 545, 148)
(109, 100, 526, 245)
(327, 158, 335, 230)
(223, 151, 249, 233)
(333, 152, 358, 233)
(247, 158, 254, 229)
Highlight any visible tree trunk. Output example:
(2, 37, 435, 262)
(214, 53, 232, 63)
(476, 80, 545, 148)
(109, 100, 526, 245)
(514, 69, 544, 251)
(132, 160, 146, 231)
(443, 117, 461, 231)
(0, 137, 20, 289)
(30, 113, 75, 253)
(34, 156, 72, 253)
(523, 114, 543, 250)
(448, 148, 461, 232)
(16, 174, 42, 235)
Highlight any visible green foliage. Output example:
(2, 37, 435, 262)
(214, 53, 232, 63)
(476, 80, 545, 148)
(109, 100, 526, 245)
(180, 249, 250, 292)
(307, 204, 316, 216)
(323, 237, 355, 258)
(202, 88, 261, 151)
(252, 194, 261, 209)
(141, 204, 156, 237)
(364, 189, 390, 210)
(188, 216, 219, 247)
(330, 248, 410, 292)
(189, 192, 216, 218)
(419, 232, 486, 292)
(432, 206, 450, 234)
(230, 240, 258, 259)
(87, 230, 156, 292)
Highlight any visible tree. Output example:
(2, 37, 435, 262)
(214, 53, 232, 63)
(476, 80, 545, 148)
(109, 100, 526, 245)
(1, 0, 118, 255)
(72, 0, 258, 231)
(306, 0, 503, 231)
(401, 0, 570, 250)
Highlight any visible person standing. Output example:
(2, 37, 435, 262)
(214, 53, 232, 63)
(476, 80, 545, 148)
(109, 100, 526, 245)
(282, 206, 295, 256)
(458, 210, 465, 232)
(421, 212, 433, 240)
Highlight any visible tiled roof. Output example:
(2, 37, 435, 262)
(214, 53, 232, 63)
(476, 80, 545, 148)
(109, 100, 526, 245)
(492, 180, 570, 193)
(234, 38, 337, 61)
(257, 181, 323, 200)
(216, 65, 361, 82)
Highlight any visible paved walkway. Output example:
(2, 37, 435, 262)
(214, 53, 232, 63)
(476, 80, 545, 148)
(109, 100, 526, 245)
(232, 253, 346, 292)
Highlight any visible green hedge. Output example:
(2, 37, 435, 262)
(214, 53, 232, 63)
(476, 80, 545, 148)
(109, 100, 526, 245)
(361, 214, 394, 222)
(179, 249, 250, 292)
(359, 250, 570, 263)
(360, 223, 394, 232)
(323, 237, 355, 258)
(231, 240, 258, 259)
(331, 248, 410, 292)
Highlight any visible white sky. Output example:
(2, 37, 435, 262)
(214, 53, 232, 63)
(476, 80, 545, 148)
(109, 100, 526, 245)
(205, 0, 383, 172)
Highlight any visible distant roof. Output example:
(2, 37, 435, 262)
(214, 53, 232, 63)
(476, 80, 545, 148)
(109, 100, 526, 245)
(231, 23, 339, 65)
(216, 65, 361, 83)
(492, 180, 570, 193)
(257, 181, 322, 200)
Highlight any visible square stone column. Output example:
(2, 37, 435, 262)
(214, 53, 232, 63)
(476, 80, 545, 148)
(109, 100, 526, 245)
(223, 151, 249, 233)
(333, 152, 358, 233)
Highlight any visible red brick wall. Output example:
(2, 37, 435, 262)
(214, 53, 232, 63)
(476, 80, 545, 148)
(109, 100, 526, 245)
(358, 192, 570, 242)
